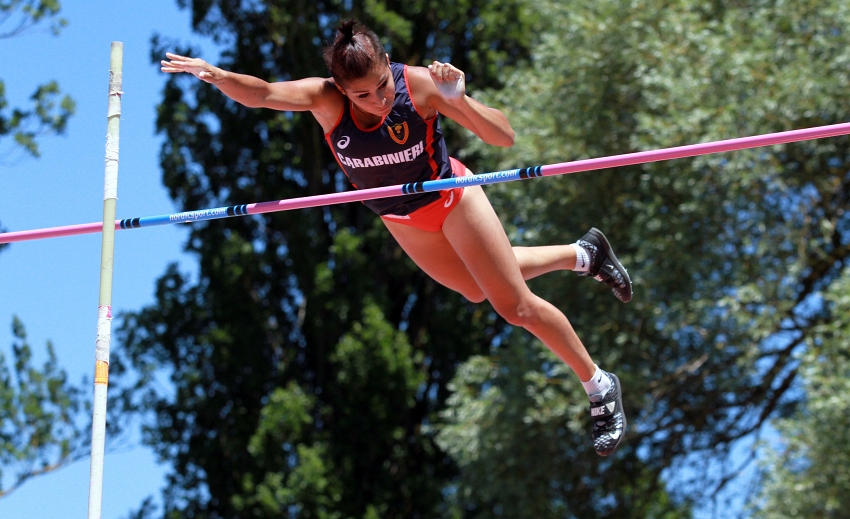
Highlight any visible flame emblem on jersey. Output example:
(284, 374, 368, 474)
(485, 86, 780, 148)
(387, 122, 409, 145)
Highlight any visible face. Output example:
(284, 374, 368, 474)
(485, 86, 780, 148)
(339, 55, 394, 118)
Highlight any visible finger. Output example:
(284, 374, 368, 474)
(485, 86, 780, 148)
(440, 63, 461, 79)
(428, 63, 446, 79)
(160, 62, 191, 74)
(165, 54, 201, 69)
(430, 62, 460, 81)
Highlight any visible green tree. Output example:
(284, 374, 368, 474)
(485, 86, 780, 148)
(0, 317, 85, 497)
(0, 0, 74, 250)
(113, 0, 850, 517)
(751, 270, 850, 518)
(0, 0, 86, 498)
(437, 0, 850, 516)
(0, 0, 66, 38)
(113, 2, 542, 518)
(0, 0, 74, 159)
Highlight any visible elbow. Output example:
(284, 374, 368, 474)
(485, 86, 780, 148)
(494, 128, 515, 148)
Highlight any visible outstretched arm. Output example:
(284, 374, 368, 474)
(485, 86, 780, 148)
(160, 53, 342, 130)
(416, 62, 515, 148)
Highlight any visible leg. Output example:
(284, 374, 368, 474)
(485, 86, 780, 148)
(392, 163, 630, 296)
(383, 218, 488, 303)
(385, 187, 626, 456)
(514, 233, 634, 303)
(424, 185, 595, 379)
(441, 188, 626, 456)
(491, 237, 634, 304)
(385, 223, 579, 286)
(513, 245, 578, 280)
(442, 187, 594, 378)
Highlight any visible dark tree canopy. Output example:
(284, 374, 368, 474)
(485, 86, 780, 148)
(114, 0, 850, 518)
(116, 1, 543, 518)
(438, 0, 850, 516)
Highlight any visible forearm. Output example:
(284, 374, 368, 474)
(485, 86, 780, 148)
(451, 95, 515, 147)
(209, 69, 273, 108)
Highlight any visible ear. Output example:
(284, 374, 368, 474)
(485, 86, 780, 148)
(334, 81, 347, 97)
(385, 53, 390, 66)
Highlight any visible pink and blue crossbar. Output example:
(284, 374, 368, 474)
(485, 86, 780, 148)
(3, 121, 850, 244)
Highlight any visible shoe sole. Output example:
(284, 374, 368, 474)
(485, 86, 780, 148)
(589, 228, 633, 303)
(598, 373, 627, 457)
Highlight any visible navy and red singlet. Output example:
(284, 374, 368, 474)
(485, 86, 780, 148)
(325, 62, 453, 216)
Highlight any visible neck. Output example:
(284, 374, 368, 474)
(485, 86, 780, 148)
(350, 102, 383, 128)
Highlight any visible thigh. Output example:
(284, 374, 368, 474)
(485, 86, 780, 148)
(383, 218, 486, 302)
(441, 185, 531, 305)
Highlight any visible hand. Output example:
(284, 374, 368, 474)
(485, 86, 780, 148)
(428, 61, 465, 100)
(160, 52, 223, 84)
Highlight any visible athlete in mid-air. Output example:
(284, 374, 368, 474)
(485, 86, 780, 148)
(161, 20, 632, 456)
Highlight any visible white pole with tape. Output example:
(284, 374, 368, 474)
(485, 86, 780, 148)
(88, 41, 122, 519)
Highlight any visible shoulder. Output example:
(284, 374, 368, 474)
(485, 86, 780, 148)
(306, 78, 346, 132)
(403, 65, 438, 95)
(402, 65, 439, 119)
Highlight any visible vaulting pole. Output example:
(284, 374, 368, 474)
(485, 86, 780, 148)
(87, 41, 122, 519)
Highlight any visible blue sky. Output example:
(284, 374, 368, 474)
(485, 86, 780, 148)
(0, 1, 217, 517)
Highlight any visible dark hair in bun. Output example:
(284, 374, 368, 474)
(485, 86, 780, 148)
(323, 20, 386, 84)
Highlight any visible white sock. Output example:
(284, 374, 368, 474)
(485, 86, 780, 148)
(581, 366, 612, 399)
(572, 244, 591, 273)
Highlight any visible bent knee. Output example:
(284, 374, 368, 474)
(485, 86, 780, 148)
(460, 288, 486, 304)
(439, 279, 486, 303)
(491, 297, 541, 328)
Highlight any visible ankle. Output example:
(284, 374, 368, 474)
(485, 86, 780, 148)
(581, 365, 612, 400)
(571, 243, 591, 273)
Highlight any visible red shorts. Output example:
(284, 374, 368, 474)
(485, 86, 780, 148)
(380, 157, 469, 232)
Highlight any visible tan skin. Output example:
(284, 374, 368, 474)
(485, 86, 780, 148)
(161, 52, 595, 380)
